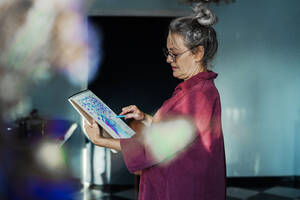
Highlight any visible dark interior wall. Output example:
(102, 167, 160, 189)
(88, 17, 181, 115)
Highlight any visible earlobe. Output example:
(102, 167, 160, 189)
(193, 46, 204, 62)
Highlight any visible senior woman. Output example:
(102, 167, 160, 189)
(84, 3, 226, 200)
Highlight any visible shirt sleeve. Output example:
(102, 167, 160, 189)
(120, 90, 217, 173)
(174, 90, 218, 151)
(120, 137, 157, 173)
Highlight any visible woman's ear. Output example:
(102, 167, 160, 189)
(193, 46, 204, 62)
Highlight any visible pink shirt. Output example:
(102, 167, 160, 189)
(120, 71, 226, 200)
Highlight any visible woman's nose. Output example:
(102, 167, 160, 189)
(166, 55, 172, 63)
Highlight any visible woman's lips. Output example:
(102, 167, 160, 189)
(172, 67, 178, 71)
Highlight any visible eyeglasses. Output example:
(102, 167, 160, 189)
(162, 47, 191, 63)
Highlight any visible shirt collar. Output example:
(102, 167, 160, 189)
(174, 70, 218, 94)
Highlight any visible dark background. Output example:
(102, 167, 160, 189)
(88, 17, 183, 184)
(88, 17, 182, 116)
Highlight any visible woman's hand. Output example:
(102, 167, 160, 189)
(83, 120, 121, 151)
(119, 105, 145, 120)
(83, 120, 105, 146)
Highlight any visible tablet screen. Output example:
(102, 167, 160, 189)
(69, 90, 135, 139)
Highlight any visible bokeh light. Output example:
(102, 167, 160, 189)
(0, 0, 102, 118)
(0, 0, 100, 198)
(35, 141, 67, 173)
(144, 117, 196, 163)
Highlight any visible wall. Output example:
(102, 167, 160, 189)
(86, 0, 300, 179)
(212, 0, 300, 176)
(86, 0, 190, 16)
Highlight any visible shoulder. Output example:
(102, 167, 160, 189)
(173, 88, 217, 115)
(186, 80, 219, 103)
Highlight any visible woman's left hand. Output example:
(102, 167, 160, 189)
(83, 120, 106, 146)
(83, 120, 121, 151)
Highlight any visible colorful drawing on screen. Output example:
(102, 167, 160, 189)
(100, 114, 121, 137)
(78, 95, 131, 138)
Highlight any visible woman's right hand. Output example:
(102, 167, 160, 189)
(119, 105, 145, 121)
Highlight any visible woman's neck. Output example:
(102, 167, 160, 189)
(184, 65, 207, 81)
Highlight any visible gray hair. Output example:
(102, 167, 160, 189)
(169, 3, 218, 68)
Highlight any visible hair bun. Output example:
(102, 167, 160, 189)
(192, 3, 218, 26)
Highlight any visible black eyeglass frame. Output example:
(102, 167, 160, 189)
(162, 47, 196, 63)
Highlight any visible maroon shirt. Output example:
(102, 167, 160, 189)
(120, 71, 226, 200)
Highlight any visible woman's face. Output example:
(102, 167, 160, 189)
(166, 33, 204, 80)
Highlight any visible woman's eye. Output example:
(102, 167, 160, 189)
(170, 52, 177, 56)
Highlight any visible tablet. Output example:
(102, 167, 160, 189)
(68, 90, 135, 139)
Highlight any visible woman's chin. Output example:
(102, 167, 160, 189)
(172, 71, 178, 78)
(172, 71, 181, 79)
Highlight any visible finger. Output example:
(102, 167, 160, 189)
(121, 106, 129, 112)
(83, 125, 89, 133)
(122, 105, 137, 111)
(120, 109, 134, 115)
(84, 121, 91, 128)
(84, 120, 92, 127)
(125, 113, 139, 119)
(122, 105, 133, 110)
(123, 106, 138, 114)
(92, 122, 98, 127)
(125, 114, 132, 119)
(119, 110, 127, 115)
